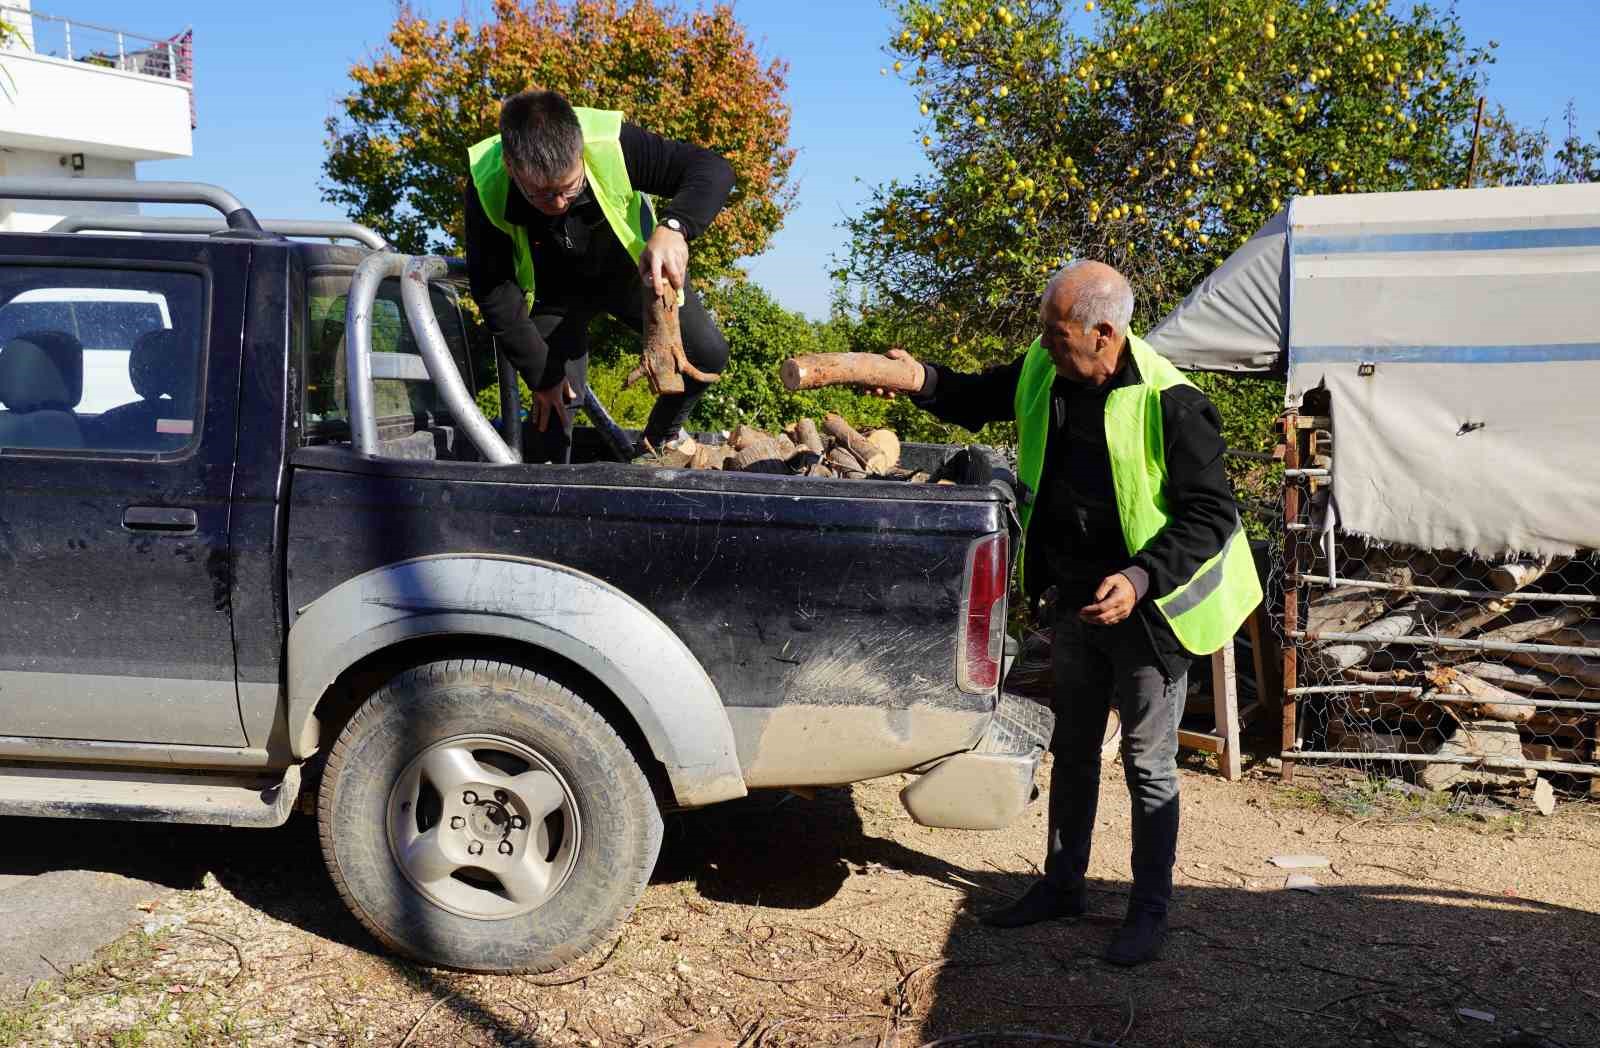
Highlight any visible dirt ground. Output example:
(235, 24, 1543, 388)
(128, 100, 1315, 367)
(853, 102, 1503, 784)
(3, 753, 1598, 1048)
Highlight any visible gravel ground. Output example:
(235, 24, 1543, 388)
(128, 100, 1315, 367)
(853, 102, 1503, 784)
(2, 753, 1597, 1048)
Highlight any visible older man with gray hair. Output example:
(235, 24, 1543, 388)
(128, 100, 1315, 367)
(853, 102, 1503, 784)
(876, 260, 1260, 965)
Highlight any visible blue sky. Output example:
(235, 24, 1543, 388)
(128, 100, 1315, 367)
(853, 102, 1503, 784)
(37, 0, 1600, 318)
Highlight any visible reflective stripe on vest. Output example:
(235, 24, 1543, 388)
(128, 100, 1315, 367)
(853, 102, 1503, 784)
(1011, 333, 1263, 655)
(468, 107, 648, 310)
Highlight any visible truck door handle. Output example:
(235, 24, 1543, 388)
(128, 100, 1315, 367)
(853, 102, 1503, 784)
(123, 506, 198, 534)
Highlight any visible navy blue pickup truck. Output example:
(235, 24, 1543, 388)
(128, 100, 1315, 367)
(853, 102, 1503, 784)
(0, 179, 1051, 973)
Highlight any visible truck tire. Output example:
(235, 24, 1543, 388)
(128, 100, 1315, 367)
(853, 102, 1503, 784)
(317, 658, 662, 972)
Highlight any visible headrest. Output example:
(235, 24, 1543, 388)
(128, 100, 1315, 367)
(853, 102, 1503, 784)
(129, 329, 193, 402)
(0, 331, 84, 412)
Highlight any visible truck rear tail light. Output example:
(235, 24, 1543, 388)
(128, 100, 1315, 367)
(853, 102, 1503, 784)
(958, 533, 1008, 693)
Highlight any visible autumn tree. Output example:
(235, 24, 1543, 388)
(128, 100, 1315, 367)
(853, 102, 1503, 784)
(323, 0, 796, 280)
(844, 0, 1519, 353)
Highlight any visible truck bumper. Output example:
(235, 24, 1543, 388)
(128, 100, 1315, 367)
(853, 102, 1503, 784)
(899, 695, 1054, 830)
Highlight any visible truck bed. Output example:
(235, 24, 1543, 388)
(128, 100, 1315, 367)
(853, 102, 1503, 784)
(286, 435, 1016, 788)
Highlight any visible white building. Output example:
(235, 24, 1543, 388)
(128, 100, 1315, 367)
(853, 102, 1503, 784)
(0, 1, 193, 230)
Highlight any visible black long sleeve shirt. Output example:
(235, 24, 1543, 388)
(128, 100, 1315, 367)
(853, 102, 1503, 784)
(916, 346, 1239, 674)
(464, 122, 735, 387)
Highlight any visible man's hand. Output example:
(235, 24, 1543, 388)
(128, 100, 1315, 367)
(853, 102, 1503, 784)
(639, 225, 689, 299)
(865, 347, 926, 399)
(533, 378, 577, 433)
(1079, 572, 1138, 625)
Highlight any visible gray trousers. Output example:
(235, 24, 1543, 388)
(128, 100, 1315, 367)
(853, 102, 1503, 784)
(1043, 609, 1186, 915)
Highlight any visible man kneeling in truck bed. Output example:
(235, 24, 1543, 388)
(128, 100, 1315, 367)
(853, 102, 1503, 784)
(464, 88, 733, 461)
(865, 261, 1262, 965)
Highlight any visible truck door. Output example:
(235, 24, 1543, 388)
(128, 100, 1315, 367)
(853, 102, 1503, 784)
(0, 235, 248, 744)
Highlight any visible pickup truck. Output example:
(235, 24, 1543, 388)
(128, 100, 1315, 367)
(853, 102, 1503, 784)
(0, 178, 1052, 973)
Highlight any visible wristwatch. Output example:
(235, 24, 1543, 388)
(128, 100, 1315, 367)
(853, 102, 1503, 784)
(662, 217, 684, 235)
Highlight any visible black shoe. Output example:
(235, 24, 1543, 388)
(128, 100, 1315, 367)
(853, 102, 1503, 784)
(1105, 909, 1168, 966)
(980, 880, 1088, 928)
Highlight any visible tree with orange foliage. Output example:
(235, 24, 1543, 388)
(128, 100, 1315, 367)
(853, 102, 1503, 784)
(322, 0, 795, 280)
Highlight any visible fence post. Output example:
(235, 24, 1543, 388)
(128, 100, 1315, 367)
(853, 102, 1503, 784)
(63, 19, 72, 60)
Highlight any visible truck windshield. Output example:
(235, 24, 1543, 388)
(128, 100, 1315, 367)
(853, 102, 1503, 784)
(303, 271, 473, 437)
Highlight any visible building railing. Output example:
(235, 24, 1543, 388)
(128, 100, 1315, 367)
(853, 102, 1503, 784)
(0, 4, 191, 83)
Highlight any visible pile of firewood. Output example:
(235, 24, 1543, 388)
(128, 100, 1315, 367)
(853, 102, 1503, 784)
(637, 413, 934, 481)
(1304, 542, 1599, 792)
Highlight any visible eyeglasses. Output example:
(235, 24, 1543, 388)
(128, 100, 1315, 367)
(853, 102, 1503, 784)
(514, 168, 586, 206)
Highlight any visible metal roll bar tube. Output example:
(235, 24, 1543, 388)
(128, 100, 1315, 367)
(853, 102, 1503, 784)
(50, 214, 389, 249)
(0, 177, 262, 231)
(399, 256, 518, 465)
(343, 253, 408, 456)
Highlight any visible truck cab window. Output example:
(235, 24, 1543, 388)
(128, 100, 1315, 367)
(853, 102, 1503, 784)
(304, 272, 473, 440)
(0, 269, 205, 455)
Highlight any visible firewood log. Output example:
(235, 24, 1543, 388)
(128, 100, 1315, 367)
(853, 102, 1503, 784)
(1488, 558, 1564, 592)
(865, 429, 901, 472)
(729, 424, 771, 451)
(690, 444, 733, 470)
(1472, 607, 1588, 646)
(822, 413, 878, 464)
(1424, 666, 1535, 725)
(1313, 607, 1421, 674)
(1452, 661, 1591, 700)
(734, 435, 787, 473)
(794, 417, 824, 455)
(825, 446, 865, 473)
(626, 290, 720, 394)
(780, 352, 923, 393)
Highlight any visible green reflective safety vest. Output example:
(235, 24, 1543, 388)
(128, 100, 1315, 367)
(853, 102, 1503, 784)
(1012, 333, 1263, 655)
(468, 107, 648, 310)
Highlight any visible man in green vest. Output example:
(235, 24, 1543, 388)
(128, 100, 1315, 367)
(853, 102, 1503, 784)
(464, 89, 734, 460)
(876, 260, 1261, 965)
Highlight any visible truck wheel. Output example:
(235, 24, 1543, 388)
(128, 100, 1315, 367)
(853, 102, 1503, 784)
(317, 658, 662, 972)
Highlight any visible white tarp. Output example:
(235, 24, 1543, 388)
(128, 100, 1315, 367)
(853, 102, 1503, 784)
(1147, 183, 1600, 558)
(1146, 209, 1288, 374)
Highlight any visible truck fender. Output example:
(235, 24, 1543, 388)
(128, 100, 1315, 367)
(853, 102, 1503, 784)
(286, 553, 746, 808)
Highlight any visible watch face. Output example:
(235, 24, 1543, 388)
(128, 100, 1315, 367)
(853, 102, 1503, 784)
(666, 218, 682, 231)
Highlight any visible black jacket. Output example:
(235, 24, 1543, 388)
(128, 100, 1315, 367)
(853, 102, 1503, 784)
(464, 122, 735, 385)
(916, 346, 1238, 676)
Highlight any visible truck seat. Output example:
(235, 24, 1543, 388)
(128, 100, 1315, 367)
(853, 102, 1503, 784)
(88, 329, 194, 452)
(0, 331, 85, 451)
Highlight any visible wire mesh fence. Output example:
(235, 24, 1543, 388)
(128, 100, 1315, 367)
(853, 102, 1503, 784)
(1274, 411, 1599, 800)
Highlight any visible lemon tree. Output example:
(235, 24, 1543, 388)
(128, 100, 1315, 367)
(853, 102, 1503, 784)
(844, 0, 1506, 346)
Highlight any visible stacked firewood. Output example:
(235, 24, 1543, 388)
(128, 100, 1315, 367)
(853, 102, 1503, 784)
(1303, 542, 1599, 792)
(637, 413, 933, 482)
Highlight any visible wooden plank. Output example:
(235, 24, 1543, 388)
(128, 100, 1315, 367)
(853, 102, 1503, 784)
(1212, 644, 1242, 781)
(1178, 730, 1223, 755)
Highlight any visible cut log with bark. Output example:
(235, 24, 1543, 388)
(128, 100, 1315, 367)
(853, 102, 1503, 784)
(1308, 585, 1386, 634)
(865, 428, 901, 473)
(824, 446, 867, 478)
(821, 413, 881, 469)
(1471, 607, 1589, 646)
(1451, 661, 1591, 700)
(793, 417, 824, 455)
(1424, 666, 1535, 725)
(1313, 607, 1421, 674)
(1416, 718, 1534, 790)
(733, 435, 787, 473)
(626, 291, 722, 394)
(1505, 649, 1600, 689)
(1488, 557, 1564, 593)
(690, 444, 734, 470)
(729, 424, 771, 451)
(780, 352, 923, 393)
